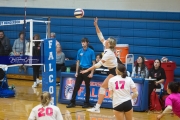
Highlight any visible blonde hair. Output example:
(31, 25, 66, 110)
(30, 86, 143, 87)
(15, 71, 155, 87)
(108, 37, 116, 51)
(40, 92, 51, 107)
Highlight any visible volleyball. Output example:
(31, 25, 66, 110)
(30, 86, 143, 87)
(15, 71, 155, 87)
(74, 8, 84, 18)
(161, 57, 168, 62)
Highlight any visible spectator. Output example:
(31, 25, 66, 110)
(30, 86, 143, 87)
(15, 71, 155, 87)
(0, 68, 5, 80)
(94, 53, 107, 75)
(11, 31, 27, 56)
(148, 59, 166, 108)
(32, 41, 42, 88)
(11, 31, 27, 72)
(56, 44, 65, 72)
(56, 44, 65, 85)
(0, 30, 11, 56)
(0, 41, 5, 56)
(96, 53, 102, 63)
(50, 32, 60, 46)
(131, 56, 148, 78)
(96, 53, 107, 68)
(25, 34, 39, 56)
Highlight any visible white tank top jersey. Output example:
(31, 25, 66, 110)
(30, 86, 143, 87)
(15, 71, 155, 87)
(28, 104, 63, 120)
(108, 75, 136, 108)
(102, 49, 117, 68)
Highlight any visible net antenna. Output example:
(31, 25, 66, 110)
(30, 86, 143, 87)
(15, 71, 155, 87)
(23, 0, 27, 56)
(47, 17, 51, 38)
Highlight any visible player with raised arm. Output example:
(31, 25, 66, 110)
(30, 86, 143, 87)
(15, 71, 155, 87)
(81, 17, 117, 113)
(28, 92, 63, 120)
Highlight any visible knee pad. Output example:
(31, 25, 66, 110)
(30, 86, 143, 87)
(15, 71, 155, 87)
(99, 87, 106, 95)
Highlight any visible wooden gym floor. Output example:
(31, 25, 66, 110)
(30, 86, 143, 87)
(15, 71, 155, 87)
(0, 79, 179, 120)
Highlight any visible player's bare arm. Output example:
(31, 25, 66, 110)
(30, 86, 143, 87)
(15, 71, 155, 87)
(94, 17, 105, 44)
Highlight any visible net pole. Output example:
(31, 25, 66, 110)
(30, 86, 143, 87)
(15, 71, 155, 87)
(23, 0, 27, 56)
(29, 19, 33, 57)
(47, 17, 51, 38)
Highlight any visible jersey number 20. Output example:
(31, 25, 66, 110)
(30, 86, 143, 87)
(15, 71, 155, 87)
(38, 107, 53, 117)
(115, 81, 125, 89)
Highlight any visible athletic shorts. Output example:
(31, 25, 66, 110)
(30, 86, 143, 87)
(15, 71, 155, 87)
(113, 100, 132, 112)
(109, 67, 116, 76)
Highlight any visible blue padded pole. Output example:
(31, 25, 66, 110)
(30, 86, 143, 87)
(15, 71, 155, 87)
(42, 38, 56, 105)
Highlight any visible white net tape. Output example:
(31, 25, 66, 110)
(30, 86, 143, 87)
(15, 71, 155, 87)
(0, 19, 50, 67)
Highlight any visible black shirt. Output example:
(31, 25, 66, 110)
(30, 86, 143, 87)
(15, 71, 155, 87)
(149, 67, 166, 81)
(0, 36, 11, 55)
(0, 42, 4, 56)
(33, 46, 41, 57)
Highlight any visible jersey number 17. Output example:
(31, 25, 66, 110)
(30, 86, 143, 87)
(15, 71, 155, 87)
(115, 81, 125, 89)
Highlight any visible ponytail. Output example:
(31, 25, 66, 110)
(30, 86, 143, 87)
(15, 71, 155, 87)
(117, 63, 127, 78)
(122, 71, 127, 78)
(41, 92, 51, 107)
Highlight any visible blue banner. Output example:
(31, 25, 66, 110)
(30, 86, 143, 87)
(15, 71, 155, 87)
(131, 83, 142, 106)
(0, 56, 42, 64)
(61, 77, 112, 103)
(42, 38, 56, 105)
(61, 77, 142, 106)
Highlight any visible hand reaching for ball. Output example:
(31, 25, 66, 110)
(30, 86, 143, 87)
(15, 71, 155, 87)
(94, 17, 98, 26)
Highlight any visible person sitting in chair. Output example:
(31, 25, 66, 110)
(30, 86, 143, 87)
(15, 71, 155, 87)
(148, 59, 166, 108)
(131, 56, 149, 78)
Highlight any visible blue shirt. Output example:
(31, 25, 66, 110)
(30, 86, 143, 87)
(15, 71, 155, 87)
(77, 47, 95, 68)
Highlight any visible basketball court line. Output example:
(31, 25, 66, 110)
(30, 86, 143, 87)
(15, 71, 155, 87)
(62, 110, 86, 115)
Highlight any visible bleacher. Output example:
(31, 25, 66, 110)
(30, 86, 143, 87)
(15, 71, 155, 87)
(0, 7, 180, 81)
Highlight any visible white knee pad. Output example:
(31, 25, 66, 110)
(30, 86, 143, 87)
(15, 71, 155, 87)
(99, 87, 106, 95)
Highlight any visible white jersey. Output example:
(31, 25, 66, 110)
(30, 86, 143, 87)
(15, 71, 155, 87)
(28, 104, 63, 120)
(108, 75, 136, 108)
(102, 49, 117, 68)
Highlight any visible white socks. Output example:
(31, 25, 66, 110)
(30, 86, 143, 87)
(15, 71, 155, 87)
(95, 104, 101, 109)
(32, 82, 37, 88)
(36, 78, 42, 84)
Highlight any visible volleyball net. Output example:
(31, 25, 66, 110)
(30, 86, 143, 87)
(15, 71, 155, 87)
(0, 18, 57, 105)
(0, 18, 51, 67)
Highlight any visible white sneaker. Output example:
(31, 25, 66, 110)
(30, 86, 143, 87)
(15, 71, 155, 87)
(37, 79, 42, 84)
(32, 82, 38, 88)
(32, 87, 37, 93)
(32, 87, 40, 96)
(65, 110, 72, 120)
(86, 107, 100, 113)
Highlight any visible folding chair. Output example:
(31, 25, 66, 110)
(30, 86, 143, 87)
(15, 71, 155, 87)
(0, 64, 8, 89)
(156, 79, 166, 98)
(0, 64, 15, 98)
(125, 54, 134, 77)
